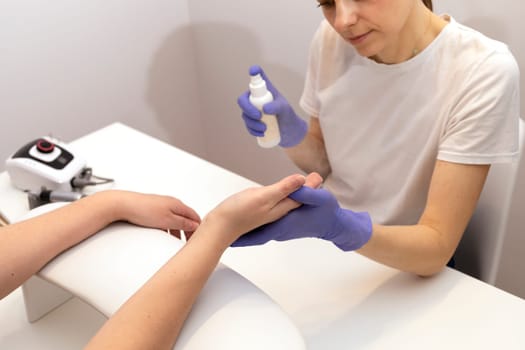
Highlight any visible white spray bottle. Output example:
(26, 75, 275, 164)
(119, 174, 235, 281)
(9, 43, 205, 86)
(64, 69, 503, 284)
(249, 74, 281, 148)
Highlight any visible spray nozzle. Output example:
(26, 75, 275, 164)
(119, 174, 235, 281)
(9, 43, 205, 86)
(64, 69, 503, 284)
(250, 73, 263, 85)
(249, 74, 268, 98)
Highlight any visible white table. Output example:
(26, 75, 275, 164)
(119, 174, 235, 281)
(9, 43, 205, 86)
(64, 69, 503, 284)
(2, 123, 525, 349)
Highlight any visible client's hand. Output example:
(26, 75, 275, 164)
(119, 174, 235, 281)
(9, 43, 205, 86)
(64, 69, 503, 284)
(200, 173, 323, 246)
(232, 185, 372, 251)
(107, 191, 201, 237)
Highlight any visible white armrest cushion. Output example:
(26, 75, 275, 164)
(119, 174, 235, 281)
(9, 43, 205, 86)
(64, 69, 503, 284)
(19, 202, 306, 350)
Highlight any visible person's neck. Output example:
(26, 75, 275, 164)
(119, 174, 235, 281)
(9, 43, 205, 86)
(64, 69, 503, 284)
(371, 5, 445, 64)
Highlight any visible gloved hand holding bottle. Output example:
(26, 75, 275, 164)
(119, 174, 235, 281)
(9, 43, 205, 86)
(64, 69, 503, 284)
(238, 65, 308, 148)
(231, 185, 373, 251)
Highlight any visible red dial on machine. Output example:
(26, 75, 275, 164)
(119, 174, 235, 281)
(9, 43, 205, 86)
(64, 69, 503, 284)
(36, 139, 55, 154)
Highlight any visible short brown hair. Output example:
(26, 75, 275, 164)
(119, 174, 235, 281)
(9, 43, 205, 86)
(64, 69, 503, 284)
(422, 0, 433, 11)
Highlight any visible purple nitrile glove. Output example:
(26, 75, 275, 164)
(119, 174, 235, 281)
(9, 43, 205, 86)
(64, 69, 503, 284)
(237, 65, 308, 148)
(231, 186, 373, 251)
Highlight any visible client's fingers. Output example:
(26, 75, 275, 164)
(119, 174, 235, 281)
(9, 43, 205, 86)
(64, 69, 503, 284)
(183, 231, 195, 240)
(288, 187, 333, 206)
(170, 216, 200, 233)
(171, 203, 201, 226)
(285, 172, 323, 208)
(265, 174, 306, 200)
(168, 229, 182, 239)
(304, 172, 323, 189)
(260, 174, 306, 221)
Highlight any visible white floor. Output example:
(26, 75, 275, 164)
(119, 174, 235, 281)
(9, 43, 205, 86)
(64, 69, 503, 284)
(0, 288, 106, 349)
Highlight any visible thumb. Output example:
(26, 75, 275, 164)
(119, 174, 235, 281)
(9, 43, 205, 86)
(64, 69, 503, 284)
(262, 99, 284, 115)
(267, 174, 306, 201)
(288, 187, 333, 206)
(259, 174, 307, 221)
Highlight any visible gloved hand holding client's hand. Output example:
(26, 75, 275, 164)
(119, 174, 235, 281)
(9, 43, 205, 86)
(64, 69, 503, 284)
(232, 186, 373, 251)
(237, 65, 308, 148)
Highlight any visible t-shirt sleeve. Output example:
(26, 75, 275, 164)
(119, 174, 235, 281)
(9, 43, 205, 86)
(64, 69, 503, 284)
(438, 48, 520, 164)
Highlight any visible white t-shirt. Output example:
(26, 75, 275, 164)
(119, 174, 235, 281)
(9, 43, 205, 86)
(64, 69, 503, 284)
(300, 16, 520, 225)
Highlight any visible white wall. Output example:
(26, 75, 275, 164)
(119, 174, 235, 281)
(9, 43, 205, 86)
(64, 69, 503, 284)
(0, 0, 206, 170)
(188, 0, 323, 184)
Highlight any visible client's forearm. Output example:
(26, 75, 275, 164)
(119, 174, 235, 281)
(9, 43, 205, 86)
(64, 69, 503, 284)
(0, 191, 119, 299)
(84, 220, 229, 350)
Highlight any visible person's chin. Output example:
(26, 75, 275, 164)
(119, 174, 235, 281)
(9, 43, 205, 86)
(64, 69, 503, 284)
(354, 46, 379, 59)
(347, 40, 380, 58)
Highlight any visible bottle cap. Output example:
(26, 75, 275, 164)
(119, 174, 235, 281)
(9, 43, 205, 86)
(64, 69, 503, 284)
(249, 74, 268, 98)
